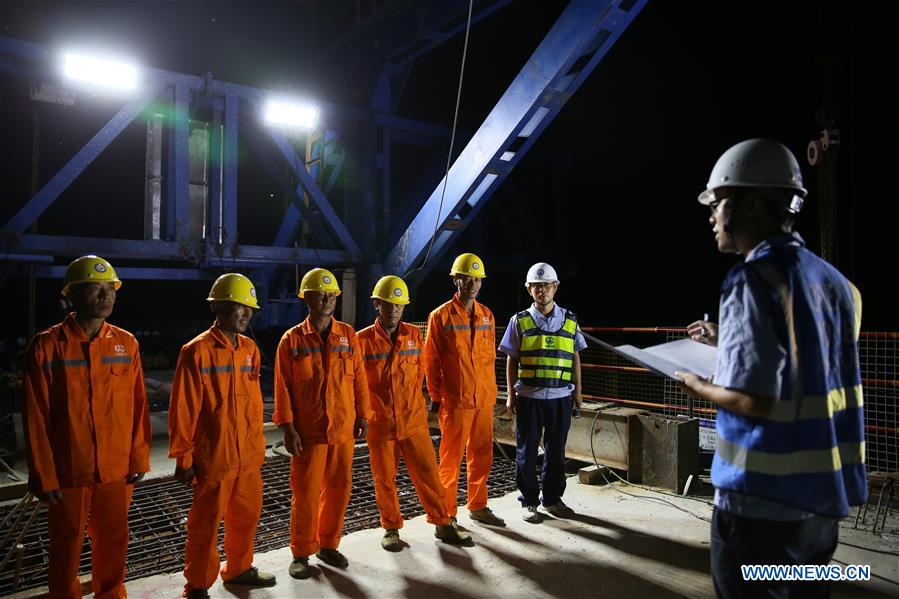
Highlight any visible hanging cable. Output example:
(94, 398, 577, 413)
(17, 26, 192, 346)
(404, 0, 474, 278)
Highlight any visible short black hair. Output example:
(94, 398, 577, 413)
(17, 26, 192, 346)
(732, 187, 796, 228)
(757, 188, 798, 228)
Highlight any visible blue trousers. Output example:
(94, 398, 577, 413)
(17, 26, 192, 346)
(711, 507, 839, 599)
(515, 395, 572, 507)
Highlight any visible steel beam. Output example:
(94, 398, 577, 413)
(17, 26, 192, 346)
(23, 266, 214, 280)
(0, 79, 166, 239)
(241, 126, 335, 249)
(209, 97, 224, 244)
(222, 94, 239, 244)
(171, 83, 191, 242)
(9, 234, 355, 266)
(266, 129, 361, 255)
(383, 0, 649, 278)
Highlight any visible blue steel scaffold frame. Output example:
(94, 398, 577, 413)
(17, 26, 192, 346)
(0, 0, 648, 325)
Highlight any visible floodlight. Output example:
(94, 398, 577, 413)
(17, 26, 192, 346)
(63, 52, 138, 91)
(263, 99, 319, 129)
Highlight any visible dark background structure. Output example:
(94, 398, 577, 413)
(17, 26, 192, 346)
(1, 1, 895, 356)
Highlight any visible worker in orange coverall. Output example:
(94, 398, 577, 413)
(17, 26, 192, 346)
(23, 255, 151, 599)
(358, 275, 471, 551)
(168, 273, 276, 599)
(272, 268, 372, 579)
(423, 253, 505, 528)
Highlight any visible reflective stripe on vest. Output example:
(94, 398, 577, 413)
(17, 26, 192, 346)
(516, 310, 577, 389)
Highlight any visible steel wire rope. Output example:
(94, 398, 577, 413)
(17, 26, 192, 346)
(404, 0, 475, 278)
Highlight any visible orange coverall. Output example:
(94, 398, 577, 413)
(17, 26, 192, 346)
(358, 320, 450, 529)
(168, 325, 266, 592)
(423, 295, 498, 516)
(272, 317, 371, 558)
(23, 313, 151, 599)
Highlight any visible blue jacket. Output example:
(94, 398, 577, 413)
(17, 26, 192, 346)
(712, 233, 867, 518)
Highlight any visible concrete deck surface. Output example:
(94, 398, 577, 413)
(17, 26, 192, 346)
(9, 475, 896, 599)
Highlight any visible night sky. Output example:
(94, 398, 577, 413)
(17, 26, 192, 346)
(1, 1, 895, 355)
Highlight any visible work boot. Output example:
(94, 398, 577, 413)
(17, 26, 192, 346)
(544, 500, 575, 518)
(289, 556, 314, 580)
(183, 589, 209, 599)
(469, 506, 506, 527)
(223, 566, 277, 587)
(381, 528, 403, 552)
(316, 548, 349, 568)
(522, 505, 541, 523)
(435, 523, 472, 545)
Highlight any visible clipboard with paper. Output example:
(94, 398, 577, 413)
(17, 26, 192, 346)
(582, 333, 717, 381)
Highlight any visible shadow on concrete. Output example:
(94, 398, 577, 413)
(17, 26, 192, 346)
(547, 512, 710, 575)
(478, 540, 688, 597)
(483, 525, 553, 548)
(436, 543, 483, 580)
(393, 547, 484, 599)
(399, 574, 485, 599)
(318, 565, 371, 599)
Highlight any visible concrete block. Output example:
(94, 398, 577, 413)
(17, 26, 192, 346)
(578, 464, 612, 485)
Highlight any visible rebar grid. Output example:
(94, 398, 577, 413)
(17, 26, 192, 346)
(0, 439, 516, 594)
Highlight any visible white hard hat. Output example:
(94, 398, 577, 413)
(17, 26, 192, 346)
(698, 139, 807, 209)
(525, 262, 559, 286)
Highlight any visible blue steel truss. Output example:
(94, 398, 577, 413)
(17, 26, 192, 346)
(384, 0, 649, 283)
(0, 0, 648, 325)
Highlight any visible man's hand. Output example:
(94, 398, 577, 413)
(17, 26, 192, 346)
(676, 370, 774, 418)
(173, 467, 194, 485)
(126, 472, 146, 484)
(687, 320, 719, 346)
(675, 371, 707, 396)
(281, 424, 303, 456)
(505, 393, 517, 415)
(354, 417, 368, 440)
(38, 489, 62, 505)
(573, 393, 583, 411)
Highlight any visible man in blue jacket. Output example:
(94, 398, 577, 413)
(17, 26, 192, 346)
(679, 139, 867, 598)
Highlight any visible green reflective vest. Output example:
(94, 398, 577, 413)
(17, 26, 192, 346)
(516, 309, 577, 388)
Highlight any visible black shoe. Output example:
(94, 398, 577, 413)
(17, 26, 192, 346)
(223, 566, 277, 587)
(316, 548, 349, 568)
(289, 556, 314, 579)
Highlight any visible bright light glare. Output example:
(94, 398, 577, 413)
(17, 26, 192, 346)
(63, 52, 138, 91)
(264, 99, 319, 129)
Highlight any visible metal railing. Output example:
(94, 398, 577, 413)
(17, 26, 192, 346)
(413, 321, 898, 475)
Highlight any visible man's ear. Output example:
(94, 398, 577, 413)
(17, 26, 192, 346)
(746, 190, 768, 217)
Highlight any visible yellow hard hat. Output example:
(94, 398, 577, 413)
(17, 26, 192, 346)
(62, 255, 122, 297)
(371, 275, 410, 305)
(449, 252, 486, 278)
(207, 273, 259, 309)
(299, 268, 341, 298)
